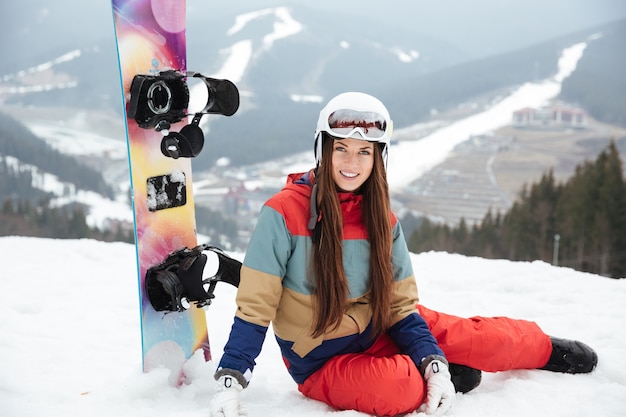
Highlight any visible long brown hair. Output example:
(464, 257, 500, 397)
(310, 135, 394, 338)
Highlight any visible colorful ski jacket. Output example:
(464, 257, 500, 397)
(217, 170, 444, 385)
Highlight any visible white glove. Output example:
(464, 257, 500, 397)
(210, 374, 247, 417)
(420, 359, 455, 416)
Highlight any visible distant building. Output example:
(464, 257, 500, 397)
(512, 105, 587, 128)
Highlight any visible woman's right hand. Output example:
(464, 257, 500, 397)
(210, 374, 247, 417)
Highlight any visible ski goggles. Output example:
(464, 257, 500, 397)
(325, 109, 390, 141)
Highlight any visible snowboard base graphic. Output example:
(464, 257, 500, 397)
(111, 0, 239, 385)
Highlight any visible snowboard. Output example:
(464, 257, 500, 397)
(110, 0, 240, 385)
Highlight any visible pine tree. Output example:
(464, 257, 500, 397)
(554, 161, 594, 271)
(2, 198, 13, 215)
(594, 140, 626, 277)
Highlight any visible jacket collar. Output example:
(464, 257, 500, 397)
(287, 170, 362, 238)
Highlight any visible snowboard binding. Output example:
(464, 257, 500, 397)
(128, 70, 240, 159)
(145, 244, 241, 312)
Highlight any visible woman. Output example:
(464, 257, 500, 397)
(210, 92, 597, 417)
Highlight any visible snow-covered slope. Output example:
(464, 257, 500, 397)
(1, 236, 624, 417)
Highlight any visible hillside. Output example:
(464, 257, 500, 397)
(0, 111, 116, 201)
(560, 18, 626, 126)
(396, 117, 626, 226)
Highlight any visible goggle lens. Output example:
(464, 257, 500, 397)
(327, 109, 387, 139)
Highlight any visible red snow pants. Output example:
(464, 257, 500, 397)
(298, 305, 553, 416)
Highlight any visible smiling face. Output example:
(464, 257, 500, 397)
(330, 137, 375, 192)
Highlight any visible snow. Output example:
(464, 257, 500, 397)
(1, 237, 624, 417)
(262, 7, 303, 48)
(226, 9, 275, 37)
(392, 47, 420, 63)
(0, 49, 81, 83)
(210, 41, 252, 83)
(0, 81, 78, 95)
(0, 49, 81, 95)
(28, 123, 127, 159)
(224, 7, 302, 48)
(290, 94, 324, 104)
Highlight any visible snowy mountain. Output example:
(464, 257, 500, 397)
(1, 1, 626, 240)
(1, 236, 624, 416)
(2, 2, 625, 165)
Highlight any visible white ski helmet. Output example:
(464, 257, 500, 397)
(314, 92, 393, 169)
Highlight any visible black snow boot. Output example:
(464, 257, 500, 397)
(540, 337, 598, 374)
(449, 363, 482, 393)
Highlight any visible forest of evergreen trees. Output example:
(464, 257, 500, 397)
(407, 140, 626, 279)
(0, 198, 133, 242)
